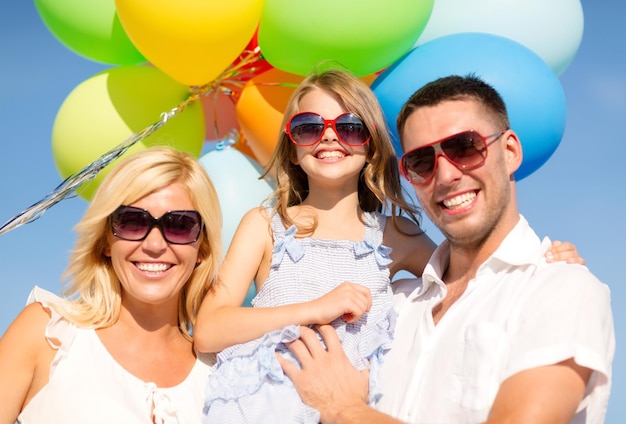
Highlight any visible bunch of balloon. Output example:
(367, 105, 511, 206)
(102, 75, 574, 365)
(37, 0, 586, 205)
(36, 0, 268, 200)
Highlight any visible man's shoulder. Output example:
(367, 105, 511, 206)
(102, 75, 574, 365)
(529, 261, 612, 306)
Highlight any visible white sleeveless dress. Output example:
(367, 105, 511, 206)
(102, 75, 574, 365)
(18, 286, 213, 424)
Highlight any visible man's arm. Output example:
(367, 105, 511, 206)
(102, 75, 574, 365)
(486, 358, 591, 423)
(278, 325, 404, 424)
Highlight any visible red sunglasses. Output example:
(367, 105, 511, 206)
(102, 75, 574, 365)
(399, 130, 507, 185)
(286, 112, 371, 146)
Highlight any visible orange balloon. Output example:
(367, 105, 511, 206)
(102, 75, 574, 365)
(235, 69, 304, 166)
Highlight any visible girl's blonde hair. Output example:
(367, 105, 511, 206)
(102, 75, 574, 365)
(264, 67, 423, 234)
(60, 146, 222, 340)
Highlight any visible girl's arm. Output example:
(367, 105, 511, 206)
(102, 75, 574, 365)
(194, 208, 372, 353)
(0, 302, 53, 422)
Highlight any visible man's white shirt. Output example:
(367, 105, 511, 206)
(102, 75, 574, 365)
(378, 216, 615, 423)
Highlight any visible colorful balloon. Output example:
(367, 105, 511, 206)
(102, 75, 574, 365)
(258, 0, 434, 76)
(34, 0, 145, 64)
(115, 0, 264, 86)
(52, 65, 205, 200)
(235, 69, 305, 166)
(202, 91, 239, 142)
(413, 0, 584, 75)
(372, 33, 567, 180)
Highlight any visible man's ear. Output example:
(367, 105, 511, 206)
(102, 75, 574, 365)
(504, 130, 523, 176)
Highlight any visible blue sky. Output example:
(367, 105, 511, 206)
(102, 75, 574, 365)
(1, 2, 624, 421)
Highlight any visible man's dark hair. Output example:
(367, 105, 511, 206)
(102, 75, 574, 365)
(396, 74, 510, 148)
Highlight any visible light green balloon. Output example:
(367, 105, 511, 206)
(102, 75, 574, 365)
(258, 0, 434, 76)
(52, 65, 205, 200)
(35, 0, 145, 65)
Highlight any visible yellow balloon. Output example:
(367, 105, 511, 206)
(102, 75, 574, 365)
(52, 65, 205, 200)
(115, 0, 263, 86)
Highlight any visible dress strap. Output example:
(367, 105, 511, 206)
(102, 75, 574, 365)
(264, 206, 287, 239)
(363, 211, 387, 246)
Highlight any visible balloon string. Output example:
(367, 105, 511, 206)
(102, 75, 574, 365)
(0, 46, 276, 237)
(0, 83, 211, 237)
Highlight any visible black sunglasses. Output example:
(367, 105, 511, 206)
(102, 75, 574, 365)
(399, 130, 507, 185)
(286, 112, 371, 146)
(110, 205, 203, 245)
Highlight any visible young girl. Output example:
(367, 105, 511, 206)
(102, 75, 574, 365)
(194, 69, 582, 423)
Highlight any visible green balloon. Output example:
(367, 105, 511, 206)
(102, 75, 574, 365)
(35, 0, 145, 65)
(258, 0, 434, 76)
(52, 65, 205, 200)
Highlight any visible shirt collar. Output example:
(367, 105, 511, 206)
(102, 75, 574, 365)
(410, 215, 548, 300)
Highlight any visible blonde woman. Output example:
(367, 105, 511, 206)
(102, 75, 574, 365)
(0, 147, 222, 423)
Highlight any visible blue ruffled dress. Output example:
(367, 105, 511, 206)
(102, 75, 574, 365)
(203, 211, 396, 423)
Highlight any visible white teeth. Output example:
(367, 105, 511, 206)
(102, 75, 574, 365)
(136, 263, 171, 272)
(317, 151, 345, 159)
(443, 192, 476, 209)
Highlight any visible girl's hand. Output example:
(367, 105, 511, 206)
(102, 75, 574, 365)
(310, 282, 372, 324)
(546, 240, 585, 265)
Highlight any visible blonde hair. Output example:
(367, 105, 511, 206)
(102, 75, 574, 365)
(59, 147, 222, 340)
(263, 67, 423, 234)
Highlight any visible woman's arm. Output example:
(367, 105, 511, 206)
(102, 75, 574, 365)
(194, 208, 372, 353)
(0, 302, 53, 422)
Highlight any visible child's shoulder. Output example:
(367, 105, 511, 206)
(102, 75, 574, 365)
(237, 207, 273, 232)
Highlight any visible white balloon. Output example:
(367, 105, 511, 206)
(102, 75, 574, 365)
(414, 0, 584, 75)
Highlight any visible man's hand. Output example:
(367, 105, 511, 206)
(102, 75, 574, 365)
(277, 325, 370, 424)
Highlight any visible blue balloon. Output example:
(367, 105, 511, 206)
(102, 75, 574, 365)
(199, 142, 275, 305)
(372, 32, 566, 180)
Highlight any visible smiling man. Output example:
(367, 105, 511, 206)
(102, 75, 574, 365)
(281, 75, 615, 424)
